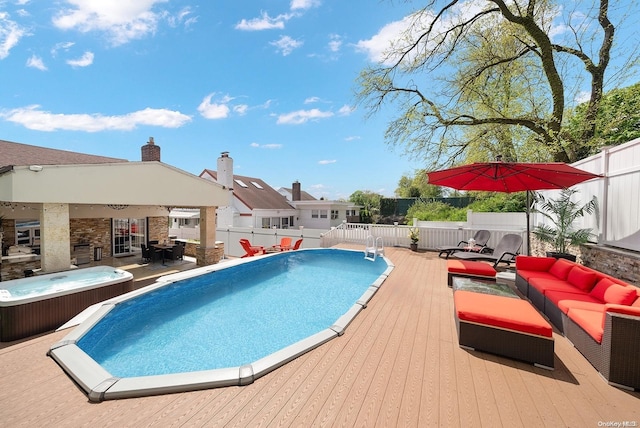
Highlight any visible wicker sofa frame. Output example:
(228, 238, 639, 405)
(455, 314, 555, 369)
(516, 263, 640, 390)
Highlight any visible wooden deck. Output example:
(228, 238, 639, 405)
(1, 245, 638, 427)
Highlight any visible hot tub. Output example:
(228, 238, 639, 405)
(0, 266, 134, 342)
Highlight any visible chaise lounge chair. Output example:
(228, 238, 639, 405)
(437, 230, 491, 259)
(240, 239, 264, 258)
(450, 233, 523, 268)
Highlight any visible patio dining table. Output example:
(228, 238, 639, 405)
(152, 243, 176, 265)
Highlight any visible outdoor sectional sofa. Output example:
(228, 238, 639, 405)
(515, 255, 640, 390)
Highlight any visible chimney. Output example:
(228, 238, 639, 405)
(217, 151, 233, 189)
(292, 180, 301, 201)
(141, 137, 161, 162)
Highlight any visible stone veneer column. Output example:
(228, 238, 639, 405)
(40, 203, 71, 273)
(197, 206, 223, 266)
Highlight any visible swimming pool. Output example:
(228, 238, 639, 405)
(0, 266, 133, 342)
(49, 248, 393, 401)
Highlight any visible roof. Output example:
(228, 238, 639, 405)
(279, 187, 317, 201)
(0, 139, 127, 168)
(201, 169, 294, 211)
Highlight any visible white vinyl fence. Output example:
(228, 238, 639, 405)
(536, 138, 640, 252)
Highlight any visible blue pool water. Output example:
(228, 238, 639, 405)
(77, 249, 387, 377)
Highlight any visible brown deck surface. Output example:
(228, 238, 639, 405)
(1, 245, 638, 427)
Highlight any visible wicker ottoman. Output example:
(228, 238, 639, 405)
(447, 260, 497, 287)
(454, 290, 555, 369)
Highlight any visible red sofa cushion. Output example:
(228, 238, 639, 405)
(447, 260, 496, 277)
(529, 276, 584, 295)
(546, 290, 601, 313)
(590, 277, 615, 302)
(603, 283, 638, 305)
(516, 269, 558, 283)
(548, 258, 575, 280)
(604, 304, 640, 319)
(515, 256, 556, 271)
(454, 290, 552, 338)
(566, 266, 598, 292)
(568, 308, 604, 343)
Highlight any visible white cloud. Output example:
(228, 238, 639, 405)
(304, 96, 320, 104)
(52, 0, 167, 46)
(66, 51, 94, 67)
(290, 0, 321, 11)
(166, 7, 196, 28)
(328, 34, 342, 52)
(0, 12, 28, 59)
(250, 142, 283, 149)
(197, 94, 231, 119)
(338, 104, 355, 116)
(26, 54, 47, 71)
(51, 41, 75, 57)
(277, 108, 333, 124)
(1, 105, 191, 131)
(575, 90, 590, 104)
(355, 15, 416, 64)
(344, 135, 361, 141)
(235, 12, 291, 31)
(233, 104, 248, 115)
(270, 35, 303, 56)
(318, 159, 336, 165)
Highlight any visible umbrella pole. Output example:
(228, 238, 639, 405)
(526, 190, 531, 255)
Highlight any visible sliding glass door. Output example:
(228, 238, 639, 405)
(113, 218, 146, 256)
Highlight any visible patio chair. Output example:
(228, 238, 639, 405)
(292, 239, 303, 250)
(450, 233, 523, 268)
(164, 242, 184, 262)
(437, 230, 491, 259)
(271, 237, 292, 251)
(141, 244, 161, 263)
(240, 239, 264, 258)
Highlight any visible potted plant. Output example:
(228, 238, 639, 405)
(532, 188, 598, 261)
(408, 227, 420, 251)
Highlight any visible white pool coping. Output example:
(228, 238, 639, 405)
(48, 249, 394, 402)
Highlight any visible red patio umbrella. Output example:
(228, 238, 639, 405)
(426, 161, 602, 254)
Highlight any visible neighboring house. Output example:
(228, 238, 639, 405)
(0, 138, 228, 280)
(195, 152, 361, 230)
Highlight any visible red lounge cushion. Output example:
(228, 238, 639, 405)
(516, 269, 558, 283)
(566, 267, 598, 292)
(529, 277, 585, 295)
(546, 290, 601, 313)
(548, 258, 575, 280)
(568, 308, 604, 343)
(558, 300, 606, 314)
(454, 291, 552, 337)
(515, 256, 556, 271)
(447, 260, 496, 277)
(603, 283, 638, 305)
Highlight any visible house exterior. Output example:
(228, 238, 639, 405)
(1, 138, 229, 280)
(196, 152, 360, 230)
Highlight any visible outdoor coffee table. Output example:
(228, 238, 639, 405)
(451, 276, 519, 298)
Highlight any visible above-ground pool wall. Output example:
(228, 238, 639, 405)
(0, 277, 133, 342)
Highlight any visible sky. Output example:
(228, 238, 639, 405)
(0, 0, 425, 200)
(2, 1, 638, 201)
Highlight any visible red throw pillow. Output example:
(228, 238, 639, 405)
(566, 267, 598, 292)
(548, 258, 575, 280)
(590, 278, 615, 302)
(603, 283, 637, 305)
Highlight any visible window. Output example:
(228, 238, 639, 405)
(311, 210, 319, 219)
(251, 181, 263, 189)
(331, 210, 339, 220)
(234, 179, 248, 188)
(320, 210, 328, 219)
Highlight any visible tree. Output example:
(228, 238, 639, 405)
(396, 170, 443, 197)
(357, 0, 638, 167)
(349, 190, 383, 221)
(563, 82, 640, 157)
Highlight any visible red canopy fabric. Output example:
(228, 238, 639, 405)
(426, 162, 601, 193)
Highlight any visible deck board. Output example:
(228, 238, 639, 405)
(1, 245, 639, 427)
